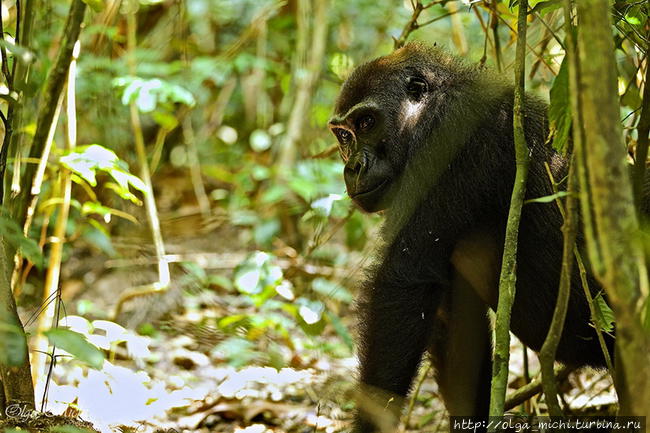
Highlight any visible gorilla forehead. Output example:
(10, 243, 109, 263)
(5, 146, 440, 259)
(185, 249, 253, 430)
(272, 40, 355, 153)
(334, 43, 465, 115)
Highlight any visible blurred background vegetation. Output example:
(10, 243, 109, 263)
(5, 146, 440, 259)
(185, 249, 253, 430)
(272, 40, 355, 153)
(0, 0, 648, 432)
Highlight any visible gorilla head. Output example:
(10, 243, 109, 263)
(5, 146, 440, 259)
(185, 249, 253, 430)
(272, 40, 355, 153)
(328, 43, 471, 213)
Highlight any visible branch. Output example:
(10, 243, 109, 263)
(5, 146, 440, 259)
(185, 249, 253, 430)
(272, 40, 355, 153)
(393, 1, 444, 49)
(505, 366, 573, 411)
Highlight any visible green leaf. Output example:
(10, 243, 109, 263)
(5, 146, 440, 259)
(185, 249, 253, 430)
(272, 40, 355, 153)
(548, 57, 571, 154)
(529, 0, 562, 14)
(81, 0, 106, 12)
(525, 191, 570, 204)
(0, 39, 36, 65)
(330, 53, 354, 80)
(0, 214, 43, 269)
(312, 278, 353, 303)
(213, 337, 257, 367)
(44, 328, 105, 369)
(593, 294, 615, 334)
(326, 311, 353, 350)
(112, 76, 195, 113)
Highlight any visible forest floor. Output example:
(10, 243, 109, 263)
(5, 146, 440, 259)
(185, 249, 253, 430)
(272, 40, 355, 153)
(16, 169, 616, 433)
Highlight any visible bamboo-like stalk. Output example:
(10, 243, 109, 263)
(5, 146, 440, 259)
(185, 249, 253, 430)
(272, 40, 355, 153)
(32, 40, 80, 408)
(183, 117, 210, 217)
(113, 1, 170, 318)
(488, 0, 529, 421)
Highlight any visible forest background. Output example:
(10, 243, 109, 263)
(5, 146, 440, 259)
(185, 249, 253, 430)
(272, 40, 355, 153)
(0, 0, 648, 432)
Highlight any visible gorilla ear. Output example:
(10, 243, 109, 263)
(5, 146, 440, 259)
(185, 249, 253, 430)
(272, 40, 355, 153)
(406, 76, 428, 101)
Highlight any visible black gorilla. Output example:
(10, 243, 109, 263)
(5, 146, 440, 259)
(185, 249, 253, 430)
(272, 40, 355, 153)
(328, 43, 623, 432)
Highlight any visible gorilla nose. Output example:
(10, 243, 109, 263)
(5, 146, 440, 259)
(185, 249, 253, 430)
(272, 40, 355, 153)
(347, 152, 370, 175)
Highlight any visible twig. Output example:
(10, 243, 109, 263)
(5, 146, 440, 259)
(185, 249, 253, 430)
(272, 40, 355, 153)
(401, 361, 431, 430)
(394, 1, 445, 49)
(494, 11, 557, 75)
(505, 366, 573, 410)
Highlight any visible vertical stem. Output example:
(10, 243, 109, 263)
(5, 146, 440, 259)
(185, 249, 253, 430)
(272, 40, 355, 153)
(183, 116, 211, 217)
(539, 158, 578, 417)
(125, 3, 169, 290)
(633, 7, 650, 209)
(490, 0, 502, 72)
(488, 0, 529, 421)
(33, 40, 80, 408)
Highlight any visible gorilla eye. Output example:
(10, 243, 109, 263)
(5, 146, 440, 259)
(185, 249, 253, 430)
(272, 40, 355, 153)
(335, 128, 352, 144)
(406, 77, 428, 100)
(356, 115, 375, 132)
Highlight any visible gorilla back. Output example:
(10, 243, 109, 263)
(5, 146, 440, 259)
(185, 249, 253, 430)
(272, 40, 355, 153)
(328, 43, 616, 432)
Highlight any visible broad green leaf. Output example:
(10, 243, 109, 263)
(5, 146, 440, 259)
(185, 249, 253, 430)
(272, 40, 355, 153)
(113, 76, 195, 113)
(593, 294, 615, 334)
(0, 214, 43, 269)
(44, 328, 105, 369)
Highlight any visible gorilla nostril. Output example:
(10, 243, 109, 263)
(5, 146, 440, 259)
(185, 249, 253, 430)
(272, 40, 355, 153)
(351, 159, 363, 174)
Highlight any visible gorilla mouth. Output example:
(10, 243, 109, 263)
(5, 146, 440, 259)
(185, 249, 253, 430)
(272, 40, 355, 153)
(352, 179, 389, 199)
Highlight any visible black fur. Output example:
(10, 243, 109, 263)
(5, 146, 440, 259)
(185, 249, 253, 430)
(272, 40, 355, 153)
(328, 43, 621, 433)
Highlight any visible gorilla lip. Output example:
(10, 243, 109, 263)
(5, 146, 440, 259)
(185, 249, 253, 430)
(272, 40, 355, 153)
(351, 179, 388, 199)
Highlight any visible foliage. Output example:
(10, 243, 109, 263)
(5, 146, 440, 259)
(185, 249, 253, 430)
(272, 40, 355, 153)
(0, 0, 646, 429)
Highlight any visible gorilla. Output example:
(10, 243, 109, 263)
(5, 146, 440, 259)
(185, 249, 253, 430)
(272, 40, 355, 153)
(328, 42, 626, 432)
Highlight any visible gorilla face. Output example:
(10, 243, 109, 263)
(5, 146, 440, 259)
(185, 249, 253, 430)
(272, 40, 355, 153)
(328, 43, 450, 213)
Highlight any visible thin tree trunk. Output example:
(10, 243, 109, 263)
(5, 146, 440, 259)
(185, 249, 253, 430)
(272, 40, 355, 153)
(488, 0, 529, 421)
(574, 0, 650, 418)
(0, 0, 87, 412)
